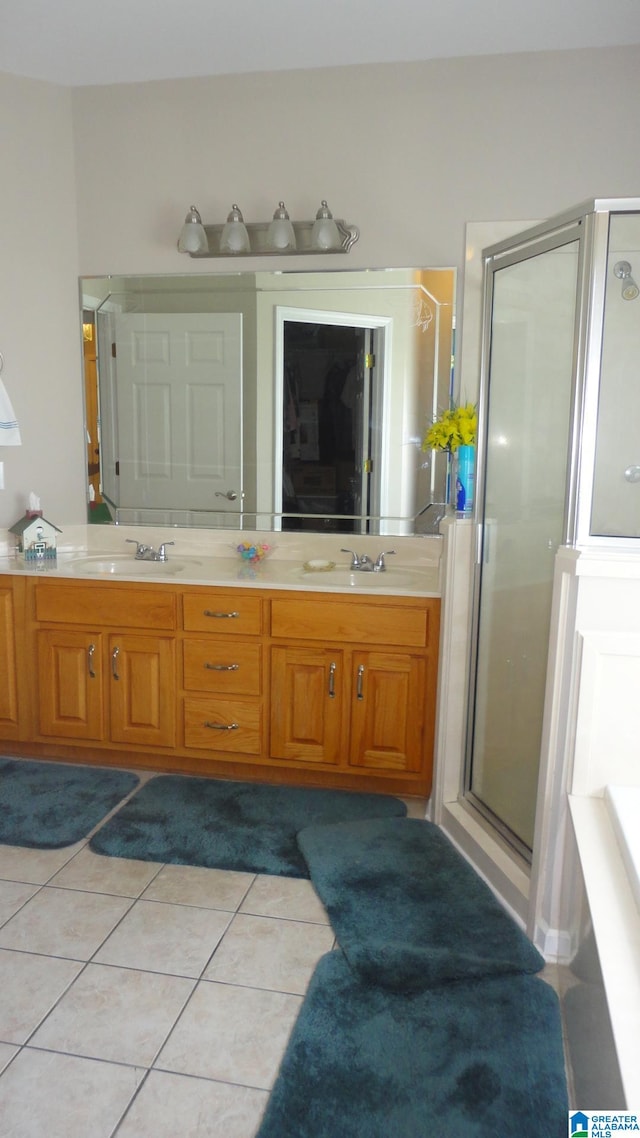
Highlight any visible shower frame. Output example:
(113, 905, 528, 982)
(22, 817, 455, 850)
(464, 196, 640, 863)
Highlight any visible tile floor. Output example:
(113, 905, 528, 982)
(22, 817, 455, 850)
(0, 775, 428, 1137)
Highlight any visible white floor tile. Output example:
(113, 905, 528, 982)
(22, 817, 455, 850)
(29, 963, 195, 1066)
(49, 847, 163, 897)
(0, 950, 84, 1043)
(0, 1042, 18, 1074)
(0, 842, 85, 885)
(0, 880, 40, 925)
(0, 886, 133, 959)
(240, 874, 330, 923)
(156, 980, 302, 1090)
(0, 1048, 143, 1138)
(204, 913, 334, 994)
(94, 899, 232, 977)
(142, 864, 255, 911)
(116, 1070, 269, 1138)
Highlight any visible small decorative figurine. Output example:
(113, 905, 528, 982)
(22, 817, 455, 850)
(9, 498, 62, 563)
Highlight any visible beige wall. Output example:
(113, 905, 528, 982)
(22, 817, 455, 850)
(0, 72, 84, 529)
(1, 44, 640, 528)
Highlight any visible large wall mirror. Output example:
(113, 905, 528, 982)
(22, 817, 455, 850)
(81, 267, 455, 536)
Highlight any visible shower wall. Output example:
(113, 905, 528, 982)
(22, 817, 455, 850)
(591, 212, 640, 538)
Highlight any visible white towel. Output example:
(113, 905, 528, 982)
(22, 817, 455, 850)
(0, 377, 21, 446)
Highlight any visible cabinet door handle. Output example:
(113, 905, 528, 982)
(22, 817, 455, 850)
(356, 663, 365, 700)
(203, 610, 240, 619)
(111, 646, 120, 681)
(205, 662, 240, 672)
(87, 643, 96, 678)
(204, 721, 240, 731)
(328, 661, 336, 699)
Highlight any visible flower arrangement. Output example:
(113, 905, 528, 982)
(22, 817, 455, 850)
(422, 402, 477, 453)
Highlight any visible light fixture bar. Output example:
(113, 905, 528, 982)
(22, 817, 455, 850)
(183, 216, 360, 258)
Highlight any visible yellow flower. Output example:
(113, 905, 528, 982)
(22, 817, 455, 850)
(422, 402, 477, 453)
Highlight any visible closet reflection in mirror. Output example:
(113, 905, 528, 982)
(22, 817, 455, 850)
(81, 268, 455, 536)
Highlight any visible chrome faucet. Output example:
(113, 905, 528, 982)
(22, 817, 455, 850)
(341, 548, 396, 572)
(126, 539, 175, 562)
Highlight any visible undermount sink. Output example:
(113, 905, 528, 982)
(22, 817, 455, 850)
(69, 555, 201, 577)
(289, 565, 427, 589)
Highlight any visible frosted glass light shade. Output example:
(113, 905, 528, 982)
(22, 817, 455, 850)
(311, 200, 341, 251)
(177, 206, 208, 254)
(220, 204, 251, 253)
(267, 201, 297, 251)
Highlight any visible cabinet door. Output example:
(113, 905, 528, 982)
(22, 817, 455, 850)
(349, 651, 426, 773)
(0, 585, 19, 737)
(271, 646, 346, 765)
(109, 634, 176, 748)
(37, 629, 105, 741)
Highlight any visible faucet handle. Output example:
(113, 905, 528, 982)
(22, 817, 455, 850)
(374, 550, 396, 571)
(158, 541, 175, 562)
(340, 548, 361, 569)
(125, 539, 147, 558)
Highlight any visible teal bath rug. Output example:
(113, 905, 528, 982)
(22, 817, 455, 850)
(256, 950, 568, 1138)
(297, 817, 545, 989)
(89, 774, 406, 877)
(0, 758, 140, 849)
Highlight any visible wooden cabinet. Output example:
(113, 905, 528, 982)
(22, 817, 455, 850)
(33, 581, 176, 750)
(109, 633, 175, 748)
(181, 589, 265, 759)
(271, 645, 346, 765)
(269, 595, 439, 790)
(0, 579, 22, 739)
(18, 574, 439, 795)
(38, 628, 104, 740)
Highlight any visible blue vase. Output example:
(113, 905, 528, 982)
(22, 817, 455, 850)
(455, 444, 475, 513)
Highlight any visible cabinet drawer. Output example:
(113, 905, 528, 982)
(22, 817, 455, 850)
(270, 597, 430, 648)
(183, 593, 262, 635)
(34, 582, 176, 630)
(183, 696, 262, 756)
(183, 640, 261, 695)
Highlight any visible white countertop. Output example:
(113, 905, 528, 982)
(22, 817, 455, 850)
(0, 525, 442, 598)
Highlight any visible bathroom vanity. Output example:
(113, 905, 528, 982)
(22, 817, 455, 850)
(0, 540, 440, 796)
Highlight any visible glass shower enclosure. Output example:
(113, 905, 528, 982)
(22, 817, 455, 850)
(465, 198, 640, 858)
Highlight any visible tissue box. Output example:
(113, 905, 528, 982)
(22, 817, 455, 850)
(9, 512, 61, 563)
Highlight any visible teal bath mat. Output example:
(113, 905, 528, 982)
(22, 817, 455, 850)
(89, 774, 406, 876)
(257, 950, 568, 1138)
(297, 817, 544, 989)
(0, 758, 140, 849)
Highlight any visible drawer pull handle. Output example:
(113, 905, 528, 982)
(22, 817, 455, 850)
(204, 721, 240, 731)
(204, 610, 240, 619)
(356, 663, 365, 700)
(88, 643, 96, 679)
(111, 646, 120, 681)
(205, 663, 240, 672)
(328, 661, 336, 699)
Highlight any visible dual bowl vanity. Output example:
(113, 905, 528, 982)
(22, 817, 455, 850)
(0, 532, 441, 799)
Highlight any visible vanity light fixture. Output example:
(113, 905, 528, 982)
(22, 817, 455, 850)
(219, 204, 251, 254)
(177, 200, 359, 257)
(267, 201, 297, 251)
(177, 205, 208, 255)
(311, 200, 342, 251)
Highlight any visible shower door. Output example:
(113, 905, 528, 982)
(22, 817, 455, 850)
(466, 232, 581, 855)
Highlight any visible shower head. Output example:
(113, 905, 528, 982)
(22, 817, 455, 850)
(613, 260, 640, 301)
